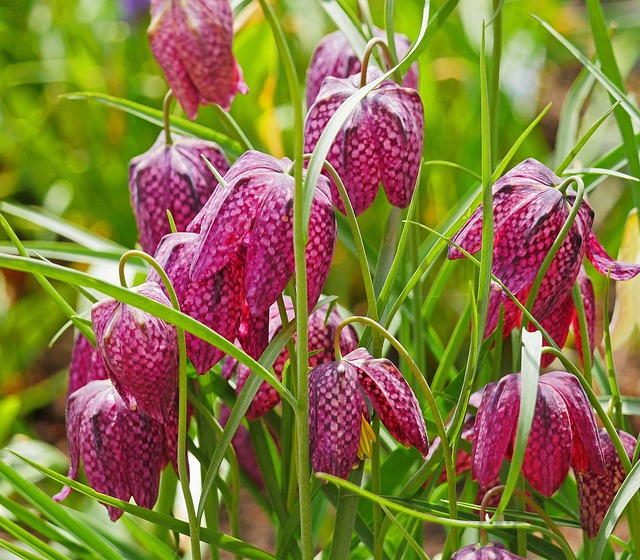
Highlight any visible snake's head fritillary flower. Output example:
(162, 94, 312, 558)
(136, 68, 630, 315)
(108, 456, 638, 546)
(148, 232, 244, 373)
(578, 429, 637, 538)
(485, 267, 596, 368)
(225, 297, 359, 421)
(148, 0, 248, 119)
(54, 380, 165, 521)
(68, 333, 108, 396)
(306, 28, 419, 107)
(189, 151, 337, 315)
(304, 70, 424, 215)
(91, 282, 178, 423)
(309, 348, 428, 479)
(473, 371, 604, 497)
(452, 543, 525, 560)
(129, 132, 229, 254)
(449, 158, 640, 321)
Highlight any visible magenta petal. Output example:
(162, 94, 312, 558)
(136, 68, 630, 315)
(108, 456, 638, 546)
(68, 333, 109, 396)
(578, 429, 637, 538)
(537, 292, 575, 368)
(452, 542, 525, 560)
(572, 269, 596, 364)
(540, 371, 604, 476)
(238, 305, 269, 361)
(484, 284, 521, 339)
(586, 230, 640, 280)
(235, 362, 282, 422)
(472, 376, 520, 487)
(517, 382, 573, 497)
(309, 361, 367, 479)
(349, 352, 429, 456)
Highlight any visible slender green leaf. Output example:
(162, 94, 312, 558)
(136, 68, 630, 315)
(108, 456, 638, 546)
(0, 539, 45, 560)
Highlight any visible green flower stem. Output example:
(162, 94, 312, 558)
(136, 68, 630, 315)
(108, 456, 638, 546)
(374, 206, 403, 299)
(117, 250, 201, 560)
(334, 316, 458, 532)
(479, 485, 575, 560)
(163, 90, 174, 145)
(256, 0, 312, 555)
(360, 38, 402, 87)
(542, 347, 640, 559)
(602, 274, 624, 428)
(0, 212, 95, 344)
(371, 416, 382, 560)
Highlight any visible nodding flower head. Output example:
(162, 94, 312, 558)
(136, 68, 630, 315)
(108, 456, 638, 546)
(309, 348, 428, 479)
(91, 282, 178, 423)
(473, 371, 604, 497)
(304, 69, 424, 216)
(68, 333, 108, 397)
(452, 543, 526, 559)
(148, 0, 248, 119)
(54, 380, 165, 521)
(128, 132, 229, 254)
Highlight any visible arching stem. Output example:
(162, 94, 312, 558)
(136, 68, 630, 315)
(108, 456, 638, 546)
(360, 37, 402, 87)
(163, 90, 174, 146)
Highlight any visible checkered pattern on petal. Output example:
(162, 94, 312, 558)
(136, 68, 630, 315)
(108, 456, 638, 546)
(537, 292, 575, 368)
(586, 230, 640, 280)
(572, 268, 595, 364)
(452, 542, 526, 559)
(68, 333, 108, 397)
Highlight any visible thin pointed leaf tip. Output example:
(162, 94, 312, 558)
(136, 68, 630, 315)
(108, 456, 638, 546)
(129, 131, 230, 254)
(148, 0, 248, 119)
(304, 69, 424, 215)
(473, 371, 604, 497)
(54, 380, 165, 521)
(309, 348, 428, 479)
(450, 158, 640, 321)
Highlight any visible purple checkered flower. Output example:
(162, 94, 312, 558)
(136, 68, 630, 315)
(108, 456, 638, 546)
(452, 543, 525, 560)
(578, 429, 637, 538)
(68, 333, 108, 396)
(147, 231, 244, 374)
(449, 159, 640, 321)
(189, 151, 337, 316)
(129, 132, 229, 254)
(223, 297, 359, 421)
(485, 267, 596, 368)
(148, 0, 248, 119)
(304, 69, 424, 215)
(91, 282, 178, 424)
(309, 348, 428, 479)
(306, 28, 419, 107)
(54, 380, 165, 521)
(473, 371, 605, 497)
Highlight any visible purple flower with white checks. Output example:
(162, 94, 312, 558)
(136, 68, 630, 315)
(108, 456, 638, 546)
(578, 429, 637, 538)
(54, 380, 165, 521)
(304, 69, 424, 215)
(189, 151, 336, 316)
(473, 371, 605, 497)
(309, 348, 428, 479)
(67, 333, 108, 397)
(148, 231, 244, 373)
(129, 132, 229, 254)
(148, 0, 248, 119)
(91, 282, 178, 423)
(452, 543, 525, 560)
(224, 297, 359, 421)
(449, 159, 640, 321)
(306, 28, 419, 107)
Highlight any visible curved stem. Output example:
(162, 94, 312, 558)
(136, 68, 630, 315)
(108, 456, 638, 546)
(163, 90, 174, 146)
(118, 250, 200, 560)
(334, 316, 458, 527)
(360, 37, 402, 87)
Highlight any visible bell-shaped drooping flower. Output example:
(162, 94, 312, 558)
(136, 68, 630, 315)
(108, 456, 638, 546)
(473, 371, 605, 497)
(451, 543, 525, 560)
(224, 297, 359, 421)
(129, 131, 230, 254)
(68, 333, 109, 396)
(148, 0, 248, 119)
(485, 267, 596, 368)
(91, 282, 178, 423)
(304, 69, 424, 215)
(54, 380, 165, 521)
(189, 151, 337, 315)
(449, 159, 640, 321)
(306, 28, 419, 107)
(309, 348, 428, 479)
(578, 429, 637, 538)
(147, 232, 244, 373)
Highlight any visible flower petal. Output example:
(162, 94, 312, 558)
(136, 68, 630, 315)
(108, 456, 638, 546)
(235, 362, 282, 422)
(472, 376, 520, 487)
(238, 305, 269, 361)
(68, 333, 109, 396)
(572, 268, 595, 365)
(540, 371, 604, 476)
(484, 283, 521, 339)
(586, 230, 640, 280)
(309, 361, 366, 479)
(537, 291, 575, 368)
(351, 355, 429, 455)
